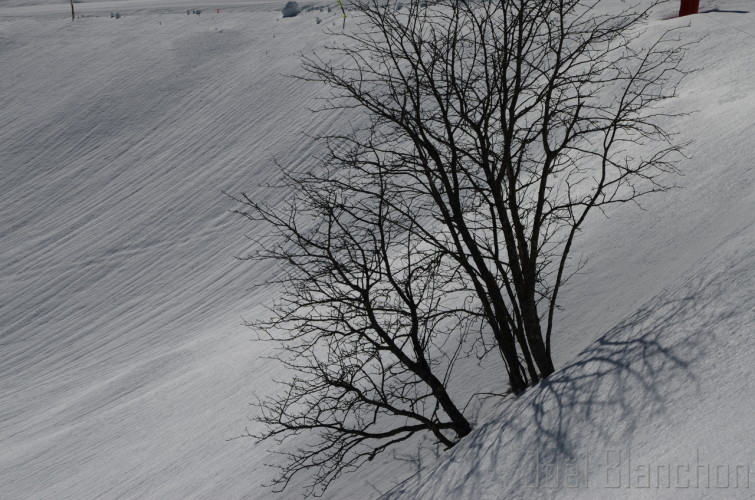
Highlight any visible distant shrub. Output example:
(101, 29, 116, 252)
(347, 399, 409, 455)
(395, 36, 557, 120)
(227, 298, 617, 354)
(281, 1, 300, 17)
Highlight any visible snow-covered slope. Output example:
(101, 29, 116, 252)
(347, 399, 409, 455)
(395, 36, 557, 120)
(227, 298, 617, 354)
(0, 0, 752, 498)
(387, 224, 755, 500)
(0, 6, 367, 498)
(385, 3, 755, 498)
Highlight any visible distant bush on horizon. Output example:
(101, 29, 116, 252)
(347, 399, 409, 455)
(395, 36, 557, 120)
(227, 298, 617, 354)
(281, 1, 300, 17)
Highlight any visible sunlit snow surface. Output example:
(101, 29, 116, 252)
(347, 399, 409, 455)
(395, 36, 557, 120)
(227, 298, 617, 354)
(0, 0, 753, 498)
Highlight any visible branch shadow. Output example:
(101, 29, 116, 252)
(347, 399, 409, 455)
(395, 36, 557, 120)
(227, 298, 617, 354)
(382, 222, 755, 499)
(384, 267, 734, 499)
(527, 292, 703, 460)
(701, 9, 750, 14)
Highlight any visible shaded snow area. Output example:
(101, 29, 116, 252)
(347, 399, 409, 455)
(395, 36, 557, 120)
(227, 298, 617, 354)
(387, 229, 755, 500)
(1, 0, 753, 499)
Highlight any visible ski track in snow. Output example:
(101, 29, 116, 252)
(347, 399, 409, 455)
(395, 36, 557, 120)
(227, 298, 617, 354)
(0, 0, 753, 498)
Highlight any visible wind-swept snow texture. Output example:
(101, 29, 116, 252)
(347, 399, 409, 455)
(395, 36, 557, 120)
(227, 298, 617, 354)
(0, 0, 753, 499)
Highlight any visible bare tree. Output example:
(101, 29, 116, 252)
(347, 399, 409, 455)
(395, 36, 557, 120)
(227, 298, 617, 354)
(296, 0, 689, 392)
(231, 163, 475, 495)
(233, 0, 689, 494)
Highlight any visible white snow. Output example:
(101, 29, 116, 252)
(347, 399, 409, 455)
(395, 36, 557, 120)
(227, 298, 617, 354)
(0, 0, 752, 498)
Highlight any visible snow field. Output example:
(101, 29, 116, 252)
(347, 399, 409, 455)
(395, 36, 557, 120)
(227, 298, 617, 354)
(1, 0, 753, 498)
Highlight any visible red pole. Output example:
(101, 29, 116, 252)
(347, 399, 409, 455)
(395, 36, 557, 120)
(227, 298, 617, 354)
(679, 0, 700, 16)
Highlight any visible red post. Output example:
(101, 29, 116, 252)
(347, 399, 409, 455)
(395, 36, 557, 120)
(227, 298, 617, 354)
(679, 0, 700, 16)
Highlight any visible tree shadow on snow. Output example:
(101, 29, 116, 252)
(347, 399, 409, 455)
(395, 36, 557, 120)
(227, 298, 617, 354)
(384, 266, 740, 499)
(701, 9, 750, 14)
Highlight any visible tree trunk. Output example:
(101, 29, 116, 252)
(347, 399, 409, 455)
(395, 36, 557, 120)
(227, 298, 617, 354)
(678, 0, 700, 17)
(421, 368, 472, 437)
(521, 302, 555, 378)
